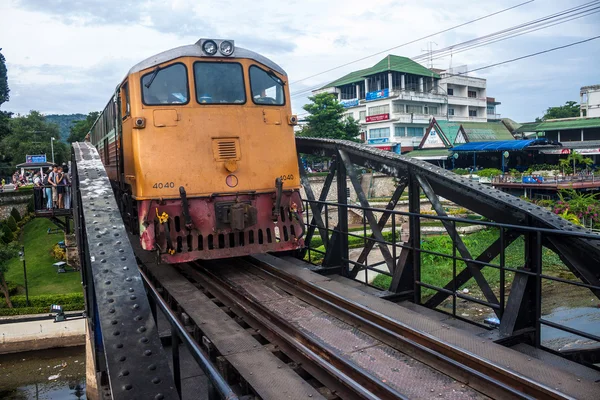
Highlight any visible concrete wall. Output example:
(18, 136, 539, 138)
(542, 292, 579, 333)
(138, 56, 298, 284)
(299, 173, 398, 204)
(0, 191, 30, 220)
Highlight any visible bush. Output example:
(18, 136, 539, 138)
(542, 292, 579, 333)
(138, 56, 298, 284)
(1, 223, 14, 243)
(9, 293, 84, 308)
(27, 196, 34, 213)
(52, 244, 66, 261)
(10, 208, 21, 222)
(0, 303, 83, 316)
(7, 216, 17, 232)
(453, 168, 469, 175)
(477, 168, 502, 179)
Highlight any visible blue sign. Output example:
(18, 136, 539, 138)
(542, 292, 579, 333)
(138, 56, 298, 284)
(340, 99, 359, 108)
(366, 88, 389, 101)
(26, 154, 47, 163)
(368, 138, 389, 145)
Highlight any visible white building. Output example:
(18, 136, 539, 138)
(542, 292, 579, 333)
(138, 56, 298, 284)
(580, 84, 600, 117)
(314, 55, 493, 152)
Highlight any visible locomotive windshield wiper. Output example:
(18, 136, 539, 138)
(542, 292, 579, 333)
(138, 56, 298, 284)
(267, 70, 284, 86)
(145, 66, 161, 89)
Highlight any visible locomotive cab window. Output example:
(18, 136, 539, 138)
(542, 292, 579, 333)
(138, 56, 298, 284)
(249, 65, 285, 106)
(194, 62, 245, 104)
(141, 63, 189, 105)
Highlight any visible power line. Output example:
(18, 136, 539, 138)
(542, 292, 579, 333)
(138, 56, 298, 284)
(288, 0, 535, 86)
(290, 1, 600, 99)
(451, 35, 600, 76)
(295, 34, 600, 117)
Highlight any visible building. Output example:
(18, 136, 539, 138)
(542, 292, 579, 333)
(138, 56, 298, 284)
(405, 118, 517, 167)
(314, 56, 493, 152)
(580, 84, 600, 117)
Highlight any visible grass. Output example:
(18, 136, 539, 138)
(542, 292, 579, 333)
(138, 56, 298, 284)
(4, 218, 82, 296)
(371, 228, 570, 301)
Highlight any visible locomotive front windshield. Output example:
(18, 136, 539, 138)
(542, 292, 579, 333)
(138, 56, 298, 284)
(141, 63, 189, 105)
(194, 62, 246, 104)
(249, 65, 285, 105)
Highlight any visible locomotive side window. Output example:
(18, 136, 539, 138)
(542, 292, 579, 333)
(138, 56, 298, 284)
(249, 65, 285, 106)
(194, 62, 246, 104)
(141, 63, 189, 105)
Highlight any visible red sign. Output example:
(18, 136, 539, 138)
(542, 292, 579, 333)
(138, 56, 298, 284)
(365, 113, 390, 123)
(375, 146, 392, 151)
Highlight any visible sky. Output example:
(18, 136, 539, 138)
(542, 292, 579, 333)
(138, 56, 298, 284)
(0, 0, 599, 122)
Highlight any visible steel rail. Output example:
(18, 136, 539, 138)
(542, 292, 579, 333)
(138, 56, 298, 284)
(246, 255, 576, 400)
(187, 261, 407, 400)
(139, 267, 239, 400)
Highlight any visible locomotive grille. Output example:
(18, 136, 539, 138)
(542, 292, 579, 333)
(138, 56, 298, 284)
(212, 138, 241, 161)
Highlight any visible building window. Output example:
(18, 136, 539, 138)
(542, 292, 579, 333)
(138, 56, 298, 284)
(447, 88, 454, 96)
(393, 103, 404, 113)
(343, 112, 353, 121)
(407, 127, 423, 137)
(392, 72, 403, 91)
(448, 108, 455, 116)
(369, 128, 390, 139)
(357, 81, 366, 99)
(424, 106, 438, 115)
(340, 84, 357, 100)
(405, 75, 419, 91)
(469, 109, 477, 117)
(359, 110, 366, 121)
(468, 90, 477, 98)
(394, 126, 405, 136)
(406, 104, 422, 114)
(368, 104, 390, 116)
(487, 106, 494, 115)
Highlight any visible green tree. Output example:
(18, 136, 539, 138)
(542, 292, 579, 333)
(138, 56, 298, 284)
(536, 101, 579, 121)
(0, 110, 69, 167)
(0, 48, 8, 107)
(298, 93, 361, 141)
(559, 152, 593, 173)
(67, 111, 99, 143)
(0, 243, 18, 307)
(10, 208, 20, 222)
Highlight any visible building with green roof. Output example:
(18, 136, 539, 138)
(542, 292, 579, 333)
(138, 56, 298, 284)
(313, 54, 497, 153)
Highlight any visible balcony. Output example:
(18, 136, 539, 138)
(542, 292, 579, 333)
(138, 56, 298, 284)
(448, 115, 487, 123)
(488, 113, 502, 120)
(446, 95, 487, 107)
(391, 111, 443, 124)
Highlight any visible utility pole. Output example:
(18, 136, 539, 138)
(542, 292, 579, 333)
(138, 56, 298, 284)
(51, 137, 55, 163)
(19, 246, 29, 306)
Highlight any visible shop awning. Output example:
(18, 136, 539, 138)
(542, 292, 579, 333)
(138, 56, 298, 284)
(404, 148, 450, 160)
(452, 139, 548, 152)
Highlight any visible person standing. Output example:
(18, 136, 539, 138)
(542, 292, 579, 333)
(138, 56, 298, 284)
(56, 166, 65, 209)
(33, 172, 43, 210)
(62, 163, 71, 209)
(44, 167, 54, 209)
(48, 165, 58, 208)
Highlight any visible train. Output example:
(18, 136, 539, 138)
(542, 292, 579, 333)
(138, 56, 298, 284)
(87, 38, 305, 263)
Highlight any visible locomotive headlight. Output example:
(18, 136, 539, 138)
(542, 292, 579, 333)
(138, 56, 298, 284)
(202, 40, 218, 55)
(219, 40, 234, 56)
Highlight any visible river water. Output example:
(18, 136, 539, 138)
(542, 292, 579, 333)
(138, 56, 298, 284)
(0, 346, 86, 399)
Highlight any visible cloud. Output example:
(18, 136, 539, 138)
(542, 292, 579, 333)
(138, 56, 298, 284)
(3, 0, 600, 121)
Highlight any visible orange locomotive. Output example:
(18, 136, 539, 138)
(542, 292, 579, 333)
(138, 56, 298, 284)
(89, 39, 304, 263)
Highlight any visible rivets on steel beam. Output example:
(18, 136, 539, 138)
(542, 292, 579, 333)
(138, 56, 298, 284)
(148, 364, 157, 371)
(138, 326, 147, 333)
(144, 349, 152, 356)
(152, 377, 161, 384)
(140, 337, 148, 343)
(120, 370, 129, 376)
(122, 384, 132, 391)
(134, 315, 142, 321)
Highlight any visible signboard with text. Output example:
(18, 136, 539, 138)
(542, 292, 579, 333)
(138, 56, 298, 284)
(366, 88, 389, 101)
(340, 99, 359, 108)
(365, 113, 390, 123)
(540, 149, 571, 155)
(26, 154, 47, 163)
(575, 148, 600, 154)
(367, 138, 389, 145)
(375, 146, 393, 151)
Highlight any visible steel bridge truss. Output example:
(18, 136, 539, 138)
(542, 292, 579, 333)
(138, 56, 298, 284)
(296, 137, 600, 361)
(73, 139, 600, 399)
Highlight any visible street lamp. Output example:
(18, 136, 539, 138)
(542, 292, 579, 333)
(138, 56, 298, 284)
(18, 246, 29, 307)
(50, 137, 55, 163)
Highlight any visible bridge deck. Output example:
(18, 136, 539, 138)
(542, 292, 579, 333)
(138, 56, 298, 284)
(262, 256, 600, 399)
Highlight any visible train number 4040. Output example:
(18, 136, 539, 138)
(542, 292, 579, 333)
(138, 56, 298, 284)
(279, 174, 294, 181)
(152, 182, 175, 189)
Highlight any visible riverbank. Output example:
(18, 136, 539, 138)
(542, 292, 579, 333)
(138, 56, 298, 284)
(0, 346, 85, 399)
(0, 314, 85, 354)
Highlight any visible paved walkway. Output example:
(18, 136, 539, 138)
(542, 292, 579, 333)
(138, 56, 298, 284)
(0, 316, 85, 354)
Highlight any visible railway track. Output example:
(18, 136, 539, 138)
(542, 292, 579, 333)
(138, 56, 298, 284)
(139, 252, 598, 400)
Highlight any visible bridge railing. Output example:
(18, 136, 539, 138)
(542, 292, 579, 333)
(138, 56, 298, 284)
(300, 197, 600, 358)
